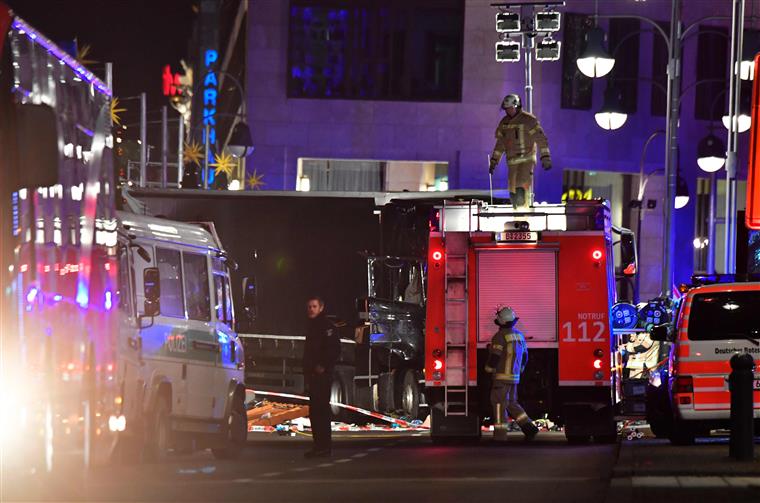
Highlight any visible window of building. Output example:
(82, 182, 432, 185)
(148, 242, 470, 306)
(650, 21, 669, 117)
(287, 0, 464, 101)
(182, 252, 211, 322)
(297, 158, 448, 192)
(609, 18, 640, 114)
(156, 248, 185, 318)
(695, 25, 728, 121)
(560, 13, 593, 110)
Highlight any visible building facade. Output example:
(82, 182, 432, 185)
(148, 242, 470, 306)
(245, 0, 754, 300)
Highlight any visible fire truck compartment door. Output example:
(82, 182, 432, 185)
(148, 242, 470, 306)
(477, 249, 558, 344)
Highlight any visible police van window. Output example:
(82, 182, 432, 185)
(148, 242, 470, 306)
(687, 291, 760, 341)
(214, 273, 234, 326)
(117, 246, 133, 316)
(156, 247, 184, 318)
(183, 252, 211, 321)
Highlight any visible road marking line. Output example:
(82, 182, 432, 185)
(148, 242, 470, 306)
(317, 463, 333, 468)
(351, 453, 368, 458)
(335, 458, 352, 463)
(368, 447, 382, 452)
(259, 472, 283, 478)
(626, 476, 760, 489)
(292, 467, 313, 472)
(232, 478, 254, 483)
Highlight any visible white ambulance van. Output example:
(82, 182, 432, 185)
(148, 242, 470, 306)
(116, 211, 247, 459)
(647, 280, 760, 445)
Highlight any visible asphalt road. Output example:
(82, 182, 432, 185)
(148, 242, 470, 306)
(3, 431, 618, 502)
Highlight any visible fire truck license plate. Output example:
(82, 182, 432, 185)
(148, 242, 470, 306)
(499, 231, 538, 242)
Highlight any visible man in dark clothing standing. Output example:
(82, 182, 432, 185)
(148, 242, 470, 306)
(303, 297, 340, 458)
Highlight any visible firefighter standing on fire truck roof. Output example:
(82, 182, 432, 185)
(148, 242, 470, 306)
(485, 306, 539, 440)
(489, 94, 552, 209)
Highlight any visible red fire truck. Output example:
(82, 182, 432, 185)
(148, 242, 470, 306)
(424, 199, 636, 443)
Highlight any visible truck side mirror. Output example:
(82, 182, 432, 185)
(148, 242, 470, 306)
(620, 232, 637, 277)
(242, 276, 257, 322)
(650, 324, 670, 342)
(143, 267, 161, 317)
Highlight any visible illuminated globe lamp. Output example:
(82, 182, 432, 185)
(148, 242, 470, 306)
(674, 174, 690, 210)
(594, 85, 627, 131)
(696, 133, 726, 173)
(576, 27, 615, 78)
(722, 94, 752, 133)
(227, 121, 255, 158)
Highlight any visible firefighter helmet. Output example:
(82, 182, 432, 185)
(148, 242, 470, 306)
(501, 94, 521, 110)
(495, 306, 519, 326)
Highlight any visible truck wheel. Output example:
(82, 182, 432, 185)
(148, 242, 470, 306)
(377, 372, 395, 413)
(329, 373, 350, 422)
(145, 397, 171, 462)
(396, 369, 420, 419)
(212, 392, 247, 460)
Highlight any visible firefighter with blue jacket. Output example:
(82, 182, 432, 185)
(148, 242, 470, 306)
(485, 306, 538, 440)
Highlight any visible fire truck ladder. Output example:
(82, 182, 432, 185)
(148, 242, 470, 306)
(443, 230, 469, 417)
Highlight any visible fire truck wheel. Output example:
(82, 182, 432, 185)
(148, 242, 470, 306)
(396, 369, 420, 419)
(212, 392, 247, 460)
(145, 397, 171, 462)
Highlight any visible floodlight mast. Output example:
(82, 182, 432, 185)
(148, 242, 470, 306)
(491, 2, 566, 114)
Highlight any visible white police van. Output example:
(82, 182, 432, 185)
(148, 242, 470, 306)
(116, 211, 246, 460)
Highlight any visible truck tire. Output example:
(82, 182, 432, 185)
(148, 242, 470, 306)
(145, 397, 171, 462)
(329, 372, 351, 422)
(395, 369, 420, 419)
(377, 372, 395, 413)
(212, 391, 247, 460)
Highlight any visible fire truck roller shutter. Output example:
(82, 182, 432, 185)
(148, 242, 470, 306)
(477, 249, 558, 344)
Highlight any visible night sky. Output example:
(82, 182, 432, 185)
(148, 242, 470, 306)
(7, 0, 197, 128)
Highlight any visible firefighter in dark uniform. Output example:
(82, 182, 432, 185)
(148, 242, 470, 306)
(485, 306, 539, 440)
(303, 296, 340, 458)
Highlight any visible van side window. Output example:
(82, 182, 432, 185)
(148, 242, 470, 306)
(117, 246, 133, 316)
(156, 247, 184, 318)
(214, 274, 228, 324)
(214, 273, 234, 326)
(183, 252, 211, 321)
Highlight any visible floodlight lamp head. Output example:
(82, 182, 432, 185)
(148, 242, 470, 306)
(496, 11, 520, 33)
(535, 11, 561, 32)
(495, 40, 521, 62)
(536, 37, 561, 61)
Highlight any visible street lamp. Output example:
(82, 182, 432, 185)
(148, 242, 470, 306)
(576, 27, 615, 78)
(675, 174, 690, 209)
(696, 133, 726, 172)
(722, 93, 752, 132)
(227, 121, 255, 158)
(594, 84, 627, 130)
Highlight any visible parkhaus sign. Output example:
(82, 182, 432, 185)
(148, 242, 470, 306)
(203, 49, 219, 147)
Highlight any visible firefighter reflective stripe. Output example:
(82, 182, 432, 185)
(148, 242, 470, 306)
(509, 155, 535, 165)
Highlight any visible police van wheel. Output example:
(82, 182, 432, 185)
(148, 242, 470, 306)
(145, 398, 171, 462)
(212, 394, 247, 460)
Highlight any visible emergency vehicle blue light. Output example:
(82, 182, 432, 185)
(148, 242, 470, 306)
(611, 302, 638, 330)
(26, 287, 38, 304)
(104, 290, 113, 310)
(53, 294, 63, 302)
(369, 333, 385, 342)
